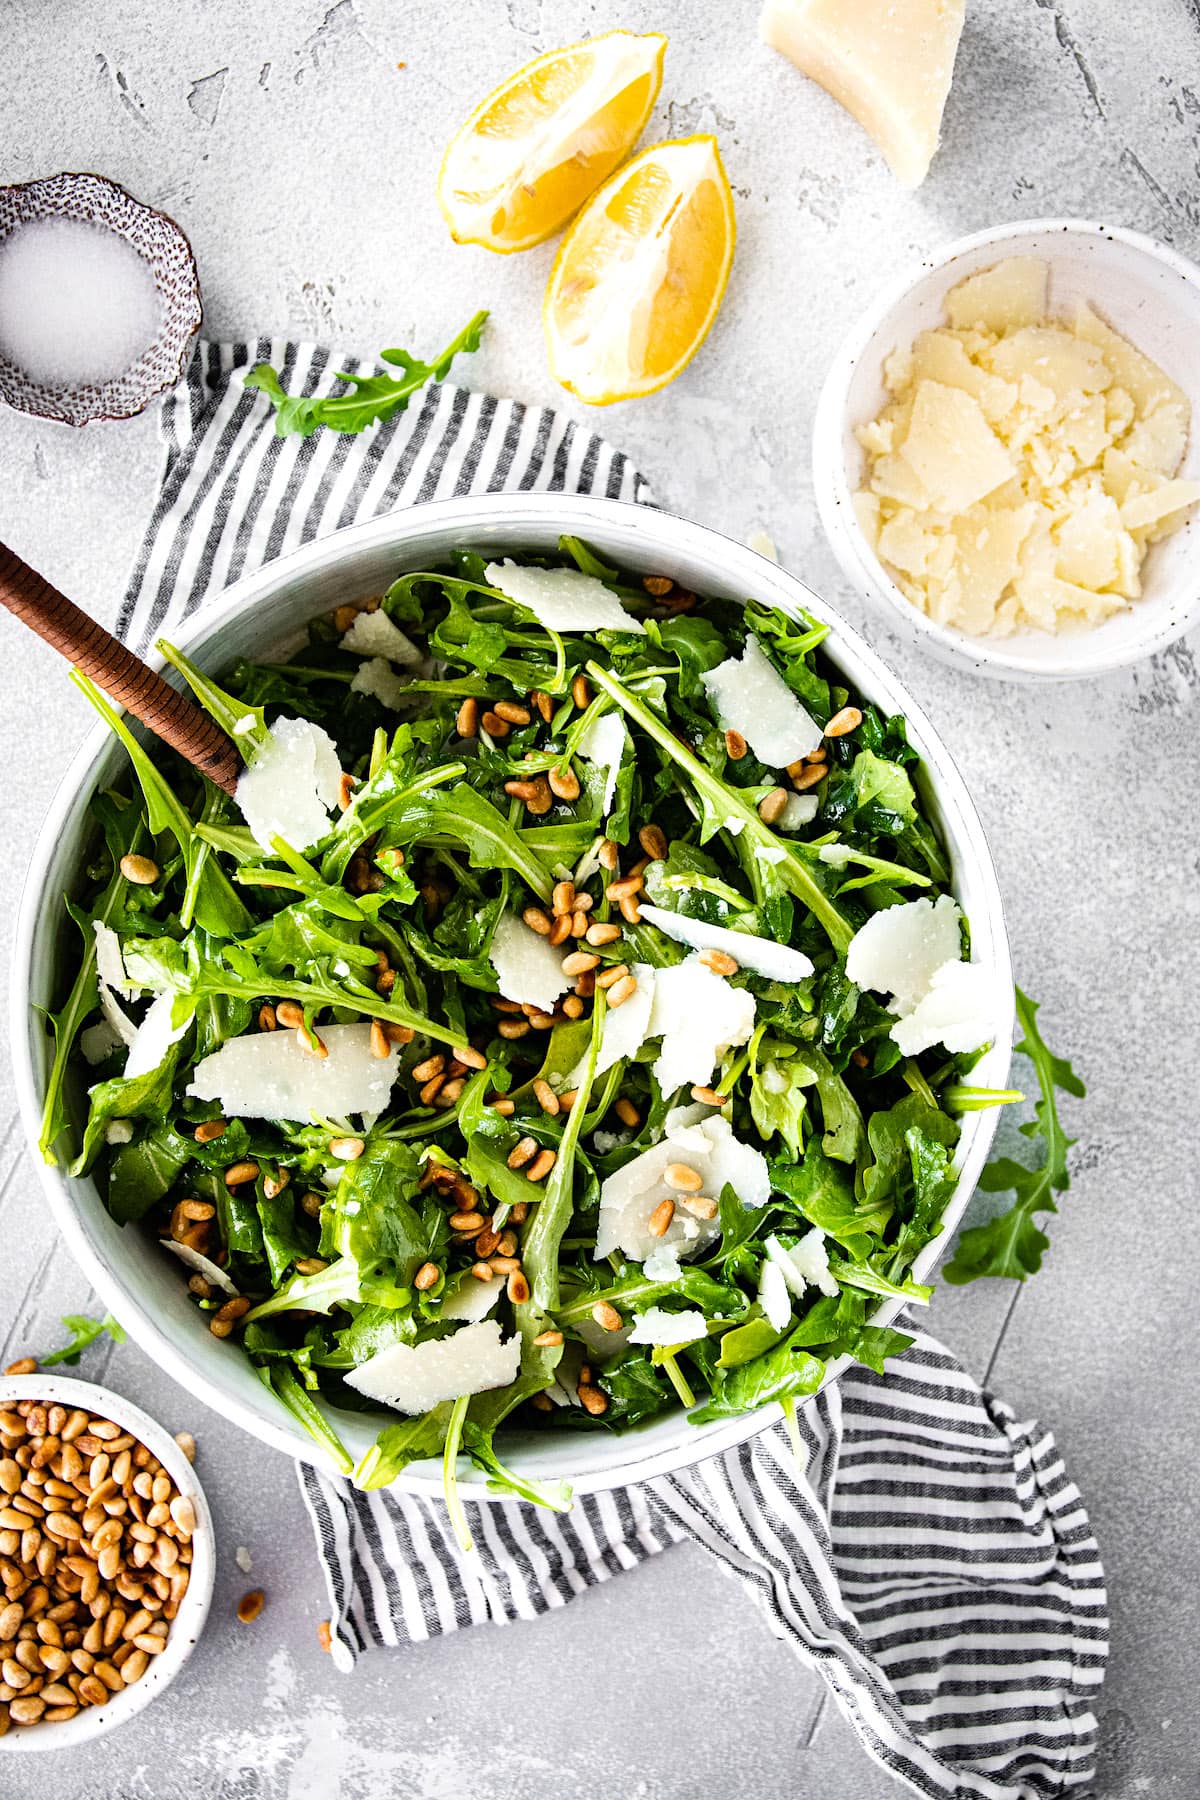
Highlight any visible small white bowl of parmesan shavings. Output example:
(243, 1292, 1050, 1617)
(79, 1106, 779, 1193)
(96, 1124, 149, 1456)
(0, 171, 202, 429)
(813, 218, 1200, 682)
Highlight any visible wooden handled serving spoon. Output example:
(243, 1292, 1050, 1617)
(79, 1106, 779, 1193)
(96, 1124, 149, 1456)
(0, 540, 240, 795)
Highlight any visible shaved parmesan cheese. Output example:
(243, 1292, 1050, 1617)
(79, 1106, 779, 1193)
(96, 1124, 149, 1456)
(791, 1227, 839, 1297)
(628, 1308, 707, 1348)
(664, 1107, 718, 1154)
(350, 657, 410, 710)
(188, 1022, 400, 1122)
(488, 911, 571, 1014)
(125, 991, 192, 1080)
(345, 1320, 520, 1415)
(845, 894, 962, 1016)
(589, 962, 655, 1078)
(576, 712, 627, 814)
(160, 1239, 239, 1296)
(81, 1018, 126, 1066)
(889, 958, 1000, 1056)
(484, 560, 645, 634)
(105, 1120, 134, 1145)
(702, 635, 822, 768)
(759, 1258, 793, 1333)
(642, 1246, 683, 1282)
(648, 957, 757, 1095)
(236, 715, 341, 853)
(777, 792, 819, 831)
(596, 1112, 769, 1263)
(93, 920, 131, 998)
(100, 981, 138, 1048)
(765, 1234, 809, 1300)
(440, 1273, 503, 1323)
(639, 904, 813, 985)
(755, 846, 788, 866)
(339, 609, 421, 665)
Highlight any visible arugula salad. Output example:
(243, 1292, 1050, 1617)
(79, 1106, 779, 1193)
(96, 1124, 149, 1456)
(42, 539, 1016, 1513)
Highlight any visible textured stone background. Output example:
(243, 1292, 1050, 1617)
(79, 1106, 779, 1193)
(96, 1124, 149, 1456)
(1, 2, 1198, 1794)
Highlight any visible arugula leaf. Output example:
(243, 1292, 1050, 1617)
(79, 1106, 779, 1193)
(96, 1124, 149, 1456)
(690, 1329, 825, 1422)
(245, 312, 488, 438)
(38, 1313, 126, 1366)
(944, 989, 1084, 1283)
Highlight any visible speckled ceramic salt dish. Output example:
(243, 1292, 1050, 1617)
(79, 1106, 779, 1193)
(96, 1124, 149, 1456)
(0, 1375, 214, 1750)
(0, 171, 202, 427)
(813, 218, 1200, 682)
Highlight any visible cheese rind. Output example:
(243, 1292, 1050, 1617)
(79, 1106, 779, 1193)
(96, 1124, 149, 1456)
(760, 0, 966, 189)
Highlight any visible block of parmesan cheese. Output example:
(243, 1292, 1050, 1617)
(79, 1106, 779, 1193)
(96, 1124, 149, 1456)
(759, 0, 966, 188)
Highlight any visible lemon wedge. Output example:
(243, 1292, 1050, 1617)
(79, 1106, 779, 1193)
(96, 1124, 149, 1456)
(543, 135, 736, 405)
(438, 30, 667, 255)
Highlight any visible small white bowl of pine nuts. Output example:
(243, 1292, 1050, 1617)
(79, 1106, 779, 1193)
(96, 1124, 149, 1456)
(0, 1374, 214, 1750)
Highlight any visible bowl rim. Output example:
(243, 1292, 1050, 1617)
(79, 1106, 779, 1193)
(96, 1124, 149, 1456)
(9, 491, 1013, 1498)
(812, 215, 1200, 681)
(0, 1372, 214, 1751)
(0, 169, 203, 428)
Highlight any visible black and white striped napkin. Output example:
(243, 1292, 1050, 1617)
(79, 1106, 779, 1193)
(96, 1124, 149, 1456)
(123, 341, 1108, 1800)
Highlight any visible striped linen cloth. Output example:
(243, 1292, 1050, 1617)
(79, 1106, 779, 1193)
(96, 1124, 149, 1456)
(124, 341, 1108, 1800)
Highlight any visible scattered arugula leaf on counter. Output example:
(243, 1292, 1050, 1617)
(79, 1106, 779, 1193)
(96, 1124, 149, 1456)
(38, 1313, 127, 1367)
(943, 989, 1085, 1284)
(245, 311, 489, 438)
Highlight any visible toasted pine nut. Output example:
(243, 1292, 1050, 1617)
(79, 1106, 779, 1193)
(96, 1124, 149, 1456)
(758, 787, 790, 825)
(5, 1359, 36, 1377)
(724, 728, 748, 760)
(614, 1098, 640, 1128)
(258, 1004, 277, 1032)
(547, 912, 573, 946)
(571, 673, 591, 709)
(366, 1020, 389, 1060)
(497, 1019, 530, 1040)
(119, 854, 159, 886)
(618, 893, 642, 925)
(523, 906, 552, 936)
(595, 963, 630, 990)
(598, 838, 619, 871)
(698, 948, 739, 978)
(561, 994, 585, 1019)
(493, 700, 530, 725)
(561, 950, 599, 977)
(317, 1620, 333, 1653)
(193, 1120, 226, 1144)
(328, 1137, 365, 1162)
(793, 763, 825, 791)
(223, 1161, 259, 1188)
(532, 1079, 560, 1117)
(456, 697, 479, 738)
(414, 1263, 440, 1292)
(449, 1212, 486, 1235)
(585, 922, 622, 947)
(638, 824, 668, 862)
(664, 1163, 703, 1193)
(333, 603, 358, 632)
(548, 765, 580, 801)
(592, 1302, 623, 1332)
(385, 1022, 415, 1046)
(532, 1329, 563, 1348)
(558, 1089, 578, 1113)
(552, 880, 575, 917)
(490, 1097, 516, 1115)
(690, 1085, 726, 1107)
(578, 1385, 608, 1416)
(526, 1148, 557, 1183)
(412, 1054, 445, 1083)
(481, 711, 510, 738)
(824, 706, 862, 738)
(506, 1271, 531, 1305)
(643, 574, 673, 596)
(507, 1136, 538, 1170)
(606, 974, 638, 1008)
(680, 1193, 719, 1220)
(236, 1590, 265, 1625)
(275, 1000, 305, 1029)
(648, 1198, 675, 1237)
(470, 1263, 494, 1282)
(606, 875, 642, 901)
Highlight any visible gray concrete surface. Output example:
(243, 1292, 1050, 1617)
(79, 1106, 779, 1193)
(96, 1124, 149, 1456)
(1, 1, 1197, 1794)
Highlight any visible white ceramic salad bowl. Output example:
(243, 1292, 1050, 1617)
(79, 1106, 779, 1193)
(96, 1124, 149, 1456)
(11, 494, 1013, 1499)
(813, 218, 1200, 681)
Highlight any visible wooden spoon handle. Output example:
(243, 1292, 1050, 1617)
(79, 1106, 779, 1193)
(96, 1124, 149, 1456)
(0, 541, 240, 796)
